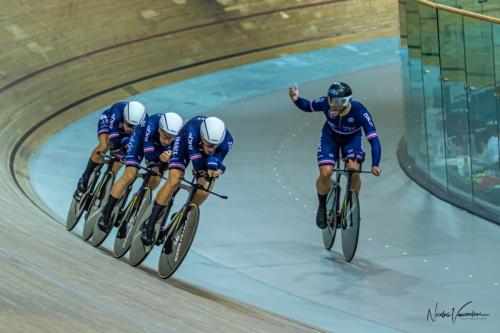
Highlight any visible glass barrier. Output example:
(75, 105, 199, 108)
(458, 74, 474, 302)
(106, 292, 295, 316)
(400, 0, 500, 219)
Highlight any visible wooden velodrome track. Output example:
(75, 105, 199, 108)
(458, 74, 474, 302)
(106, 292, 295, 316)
(0, 1, 398, 332)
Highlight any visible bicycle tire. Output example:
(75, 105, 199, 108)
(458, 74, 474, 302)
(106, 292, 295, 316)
(158, 204, 200, 279)
(322, 180, 339, 250)
(127, 204, 160, 267)
(341, 190, 360, 262)
(66, 171, 98, 231)
(113, 188, 152, 258)
(82, 172, 114, 241)
(91, 187, 126, 248)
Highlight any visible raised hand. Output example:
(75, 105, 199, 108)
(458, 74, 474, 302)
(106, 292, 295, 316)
(289, 84, 299, 102)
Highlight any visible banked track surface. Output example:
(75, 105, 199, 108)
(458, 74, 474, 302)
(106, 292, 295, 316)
(0, 0, 398, 332)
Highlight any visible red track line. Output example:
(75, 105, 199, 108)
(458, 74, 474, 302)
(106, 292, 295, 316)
(0, 0, 345, 94)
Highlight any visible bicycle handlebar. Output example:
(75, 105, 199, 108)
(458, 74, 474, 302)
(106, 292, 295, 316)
(98, 153, 228, 199)
(332, 169, 373, 174)
(181, 177, 228, 200)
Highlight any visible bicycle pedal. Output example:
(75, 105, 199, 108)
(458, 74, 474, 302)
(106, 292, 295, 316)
(113, 214, 122, 227)
(140, 230, 154, 247)
(155, 229, 167, 246)
(117, 223, 128, 239)
(155, 236, 165, 246)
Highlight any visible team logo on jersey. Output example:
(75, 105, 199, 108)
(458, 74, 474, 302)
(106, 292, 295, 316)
(127, 135, 135, 147)
(363, 113, 374, 127)
(145, 126, 151, 141)
(172, 136, 180, 156)
(188, 132, 194, 151)
(348, 117, 354, 122)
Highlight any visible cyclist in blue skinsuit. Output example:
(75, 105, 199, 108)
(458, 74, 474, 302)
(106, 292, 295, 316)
(97, 112, 183, 236)
(76, 101, 147, 193)
(289, 82, 382, 229)
(141, 115, 234, 246)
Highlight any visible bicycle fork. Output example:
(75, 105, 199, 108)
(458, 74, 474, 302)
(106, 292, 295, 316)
(340, 171, 354, 228)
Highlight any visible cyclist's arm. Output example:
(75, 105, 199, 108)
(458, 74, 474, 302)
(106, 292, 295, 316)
(185, 128, 205, 171)
(143, 122, 161, 162)
(360, 109, 381, 167)
(122, 127, 141, 166)
(108, 104, 124, 149)
(207, 134, 233, 173)
(294, 96, 327, 113)
(368, 137, 381, 167)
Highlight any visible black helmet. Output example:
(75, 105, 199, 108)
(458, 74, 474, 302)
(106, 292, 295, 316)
(327, 82, 352, 107)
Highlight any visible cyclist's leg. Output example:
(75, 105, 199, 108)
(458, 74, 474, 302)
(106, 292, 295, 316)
(142, 168, 183, 244)
(102, 166, 138, 218)
(317, 165, 334, 195)
(113, 128, 144, 199)
(346, 159, 361, 193)
(315, 125, 339, 229)
(148, 175, 161, 189)
(316, 125, 338, 193)
(78, 133, 109, 192)
(156, 168, 183, 205)
(154, 134, 186, 206)
(147, 162, 167, 189)
(78, 111, 111, 191)
(343, 134, 364, 194)
(111, 155, 124, 175)
(193, 175, 214, 206)
(99, 128, 142, 230)
(142, 137, 187, 244)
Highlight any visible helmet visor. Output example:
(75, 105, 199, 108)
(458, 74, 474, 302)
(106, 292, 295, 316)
(328, 95, 352, 107)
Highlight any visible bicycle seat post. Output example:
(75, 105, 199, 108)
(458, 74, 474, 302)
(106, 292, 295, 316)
(140, 170, 152, 190)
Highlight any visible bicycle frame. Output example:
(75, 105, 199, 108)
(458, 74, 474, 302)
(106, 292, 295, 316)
(333, 162, 368, 229)
(123, 171, 153, 218)
(86, 156, 118, 210)
(163, 175, 211, 239)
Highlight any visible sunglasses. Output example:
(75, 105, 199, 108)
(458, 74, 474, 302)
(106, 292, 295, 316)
(124, 120, 137, 128)
(328, 96, 351, 107)
(201, 138, 218, 149)
(159, 129, 176, 140)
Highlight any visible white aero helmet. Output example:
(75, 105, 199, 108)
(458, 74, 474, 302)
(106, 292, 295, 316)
(123, 101, 146, 126)
(200, 117, 226, 146)
(159, 112, 183, 136)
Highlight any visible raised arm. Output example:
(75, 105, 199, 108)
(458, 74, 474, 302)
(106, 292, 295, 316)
(289, 84, 326, 113)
